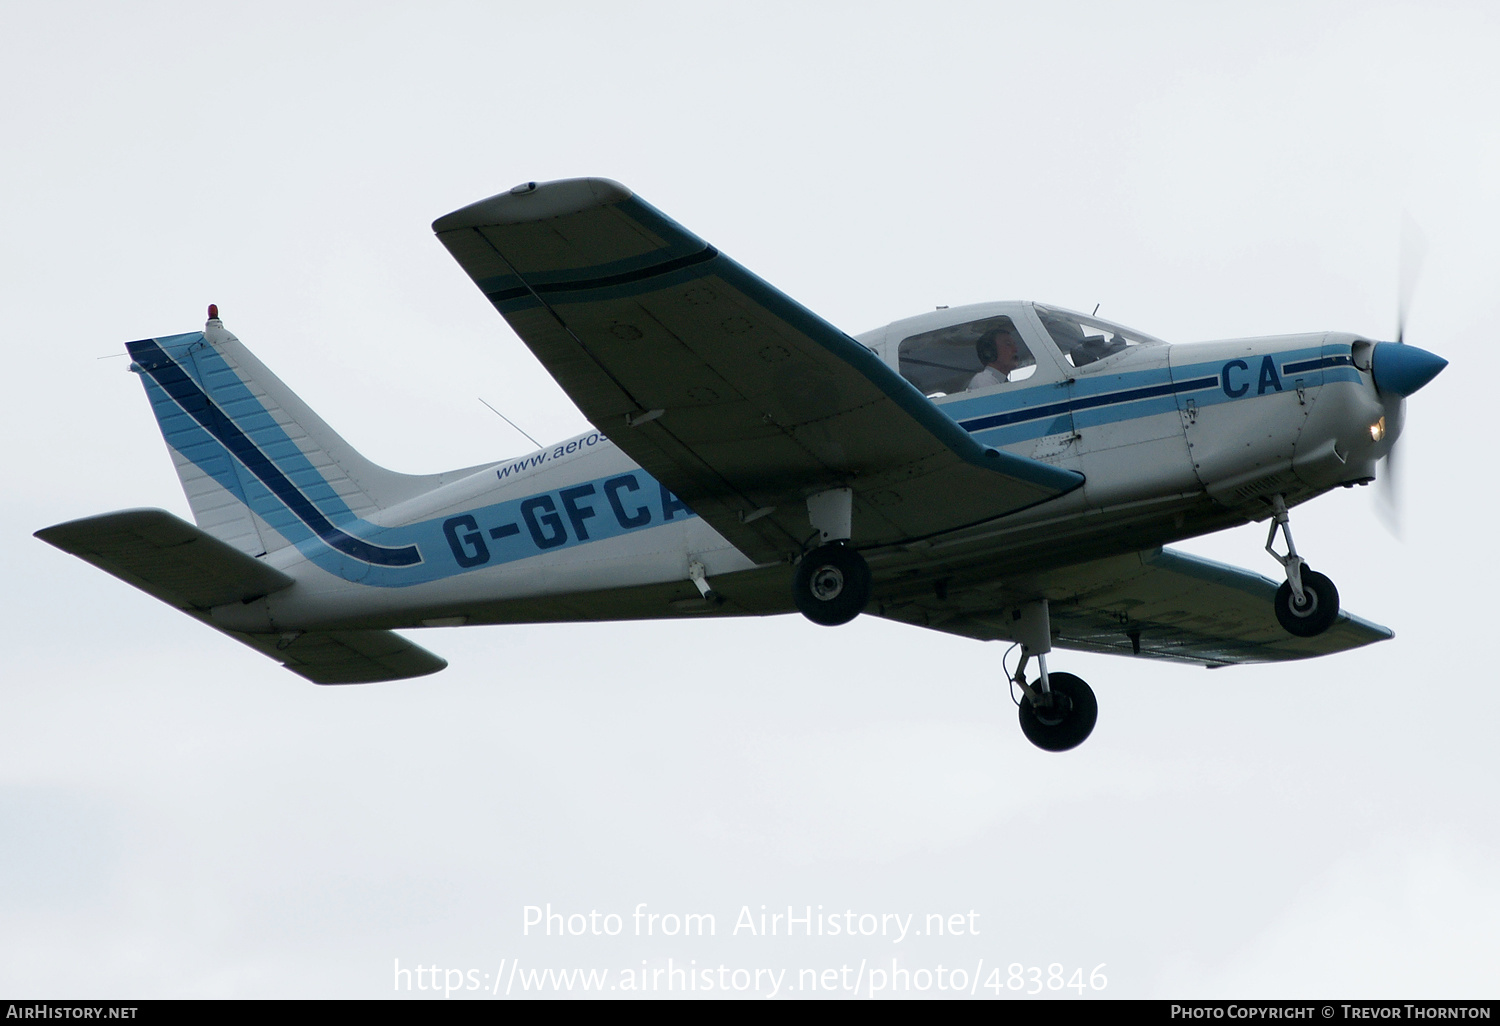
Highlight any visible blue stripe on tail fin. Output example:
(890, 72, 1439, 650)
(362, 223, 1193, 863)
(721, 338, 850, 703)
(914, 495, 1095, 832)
(127, 337, 421, 566)
(125, 314, 460, 565)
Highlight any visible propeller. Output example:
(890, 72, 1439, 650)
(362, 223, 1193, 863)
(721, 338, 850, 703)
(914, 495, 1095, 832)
(1375, 414, 1402, 536)
(1376, 214, 1428, 537)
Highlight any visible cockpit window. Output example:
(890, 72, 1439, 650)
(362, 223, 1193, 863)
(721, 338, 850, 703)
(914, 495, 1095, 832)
(1034, 305, 1165, 369)
(898, 315, 1038, 397)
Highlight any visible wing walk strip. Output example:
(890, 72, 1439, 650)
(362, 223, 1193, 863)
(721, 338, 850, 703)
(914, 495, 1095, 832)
(126, 338, 422, 567)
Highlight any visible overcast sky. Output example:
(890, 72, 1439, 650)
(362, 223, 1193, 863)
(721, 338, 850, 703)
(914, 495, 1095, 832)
(4, 1, 1498, 999)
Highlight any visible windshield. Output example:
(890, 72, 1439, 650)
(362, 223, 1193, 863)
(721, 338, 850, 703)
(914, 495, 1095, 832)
(1033, 305, 1165, 369)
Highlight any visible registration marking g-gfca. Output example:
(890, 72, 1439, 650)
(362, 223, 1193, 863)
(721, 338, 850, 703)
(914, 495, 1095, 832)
(442, 472, 694, 569)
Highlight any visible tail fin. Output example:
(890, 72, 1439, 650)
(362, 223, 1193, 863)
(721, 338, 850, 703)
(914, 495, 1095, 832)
(126, 308, 464, 559)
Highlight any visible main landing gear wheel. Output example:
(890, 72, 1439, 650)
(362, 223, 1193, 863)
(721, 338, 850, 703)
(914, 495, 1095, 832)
(1018, 672, 1098, 752)
(1274, 568, 1340, 637)
(793, 541, 871, 626)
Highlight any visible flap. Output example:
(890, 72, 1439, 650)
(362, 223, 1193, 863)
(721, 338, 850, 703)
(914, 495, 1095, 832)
(435, 178, 1082, 564)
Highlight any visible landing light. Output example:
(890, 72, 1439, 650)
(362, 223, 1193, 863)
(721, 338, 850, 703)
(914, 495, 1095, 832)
(1370, 417, 1386, 442)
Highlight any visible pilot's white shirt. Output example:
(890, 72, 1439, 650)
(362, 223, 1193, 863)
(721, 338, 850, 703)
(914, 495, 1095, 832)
(967, 366, 1008, 390)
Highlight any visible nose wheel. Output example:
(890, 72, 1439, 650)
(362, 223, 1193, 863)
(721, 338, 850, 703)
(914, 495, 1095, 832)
(1265, 495, 1340, 637)
(1274, 568, 1340, 637)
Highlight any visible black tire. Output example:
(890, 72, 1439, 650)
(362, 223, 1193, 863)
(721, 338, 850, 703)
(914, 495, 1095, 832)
(792, 542, 871, 626)
(1274, 568, 1340, 637)
(1018, 672, 1098, 752)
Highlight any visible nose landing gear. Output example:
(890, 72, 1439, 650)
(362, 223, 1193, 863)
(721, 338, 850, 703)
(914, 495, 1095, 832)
(1265, 495, 1340, 637)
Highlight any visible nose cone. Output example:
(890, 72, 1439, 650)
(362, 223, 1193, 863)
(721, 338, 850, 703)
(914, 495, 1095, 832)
(1372, 342, 1448, 397)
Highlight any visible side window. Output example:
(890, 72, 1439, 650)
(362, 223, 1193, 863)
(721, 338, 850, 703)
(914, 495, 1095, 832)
(898, 316, 1038, 397)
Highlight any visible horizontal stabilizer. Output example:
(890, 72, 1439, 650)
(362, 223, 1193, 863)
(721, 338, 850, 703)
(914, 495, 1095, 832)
(36, 508, 294, 610)
(36, 508, 446, 684)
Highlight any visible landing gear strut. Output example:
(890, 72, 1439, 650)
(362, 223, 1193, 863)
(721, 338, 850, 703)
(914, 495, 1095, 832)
(1008, 599, 1098, 752)
(1265, 495, 1340, 637)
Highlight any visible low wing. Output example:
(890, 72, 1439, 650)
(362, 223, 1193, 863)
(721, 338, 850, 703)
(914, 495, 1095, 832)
(434, 179, 1082, 564)
(36, 509, 445, 684)
(884, 547, 1392, 666)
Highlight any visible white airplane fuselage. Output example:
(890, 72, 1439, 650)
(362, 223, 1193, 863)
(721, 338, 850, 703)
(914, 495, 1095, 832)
(204, 301, 1399, 636)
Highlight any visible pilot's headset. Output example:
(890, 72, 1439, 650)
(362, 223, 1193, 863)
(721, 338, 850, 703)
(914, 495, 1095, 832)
(975, 328, 1007, 366)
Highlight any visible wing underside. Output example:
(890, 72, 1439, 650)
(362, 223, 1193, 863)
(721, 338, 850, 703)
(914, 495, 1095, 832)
(881, 546, 1393, 666)
(434, 178, 1082, 564)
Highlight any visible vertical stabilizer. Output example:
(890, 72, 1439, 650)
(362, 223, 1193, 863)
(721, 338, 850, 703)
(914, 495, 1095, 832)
(125, 308, 468, 558)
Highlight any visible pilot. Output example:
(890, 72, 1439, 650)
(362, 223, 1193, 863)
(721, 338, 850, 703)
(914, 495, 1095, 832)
(968, 326, 1023, 390)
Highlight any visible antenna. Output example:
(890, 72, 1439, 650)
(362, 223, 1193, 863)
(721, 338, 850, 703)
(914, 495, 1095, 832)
(1092, 303, 1101, 316)
(478, 397, 543, 450)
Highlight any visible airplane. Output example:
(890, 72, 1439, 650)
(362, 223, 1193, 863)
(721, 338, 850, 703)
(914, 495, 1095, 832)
(36, 178, 1449, 752)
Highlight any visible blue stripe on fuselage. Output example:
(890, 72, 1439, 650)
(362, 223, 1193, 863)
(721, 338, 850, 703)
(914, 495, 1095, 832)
(282, 467, 697, 587)
(945, 342, 1356, 443)
(955, 374, 1219, 436)
(1284, 354, 1351, 375)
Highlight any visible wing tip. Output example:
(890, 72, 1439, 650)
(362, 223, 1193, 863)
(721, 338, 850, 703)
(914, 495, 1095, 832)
(432, 177, 632, 233)
(296, 656, 449, 686)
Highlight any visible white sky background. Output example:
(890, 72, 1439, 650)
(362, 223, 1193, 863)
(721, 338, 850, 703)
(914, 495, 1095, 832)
(3, 0, 1497, 999)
